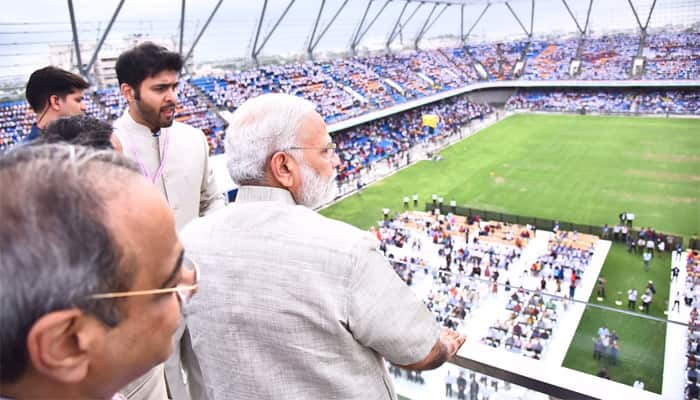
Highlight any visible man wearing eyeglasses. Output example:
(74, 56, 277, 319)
(0, 144, 197, 400)
(177, 93, 465, 399)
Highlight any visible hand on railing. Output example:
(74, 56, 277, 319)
(442, 327, 467, 360)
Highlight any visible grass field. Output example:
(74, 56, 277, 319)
(321, 113, 699, 394)
(322, 114, 700, 237)
(562, 243, 671, 393)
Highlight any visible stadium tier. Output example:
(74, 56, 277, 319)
(506, 89, 700, 115)
(2, 30, 698, 154)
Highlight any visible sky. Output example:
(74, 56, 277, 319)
(0, 0, 698, 81)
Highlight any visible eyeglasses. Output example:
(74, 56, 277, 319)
(286, 142, 337, 160)
(88, 256, 200, 305)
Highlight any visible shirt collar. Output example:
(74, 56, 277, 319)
(235, 186, 297, 206)
(118, 108, 159, 139)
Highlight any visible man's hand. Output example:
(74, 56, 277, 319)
(441, 328, 466, 359)
(399, 328, 466, 371)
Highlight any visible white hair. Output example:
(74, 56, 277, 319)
(297, 161, 337, 208)
(224, 93, 317, 185)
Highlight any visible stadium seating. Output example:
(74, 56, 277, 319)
(506, 89, 700, 115)
(333, 95, 491, 190)
(2, 29, 697, 154)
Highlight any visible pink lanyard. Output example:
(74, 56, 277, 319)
(130, 129, 170, 185)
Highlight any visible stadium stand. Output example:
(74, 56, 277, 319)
(644, 31, 700, 81)
(2, 29, 698, 155)
(506, 89, 700, 115)
(333, 95, 491, 190)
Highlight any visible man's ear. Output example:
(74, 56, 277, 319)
(120, 83, 135, 103)
(48, 95, 61, 111)
(269, 151, 296, 189)
(26, 309, 99, 384)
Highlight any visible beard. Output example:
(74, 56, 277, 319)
(133, 94, 176, 130)
(297, 162, 337, 208)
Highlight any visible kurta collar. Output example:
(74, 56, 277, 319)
(118, 109, 160, 139)
(235, 186, 297, 206)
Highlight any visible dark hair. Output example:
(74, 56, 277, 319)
(41, 115, 114, 149)
(25, 66, 89, 113)
(116, 42, 183, 95)
(0, 144, 139, 384)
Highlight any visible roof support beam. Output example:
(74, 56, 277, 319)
(386, 0, 411, 50)
(307, 0, 326, 57)
(308, 0, 349, 57)
(350, 0, 373, 53)
(86, 0, 125, 75)
(66, 0, 86, 77)
(387, 1, 425, 48)
(529, 0, 535, 37)
(251, 0, 268, 64)
(561, 0, 583, 33)
(178, 0, 186, 55)
(252, 0, 296, 62)
(626, 0, 656, 56)
(627, 0, 657, 32)
(351, 0, 391, 53)
(414, 3, 438, 49)
(415, 3, 450, 49)
(561, 0, 593, 58)
(461, 2, 490, 43)
(505, 1, 530, 37)
(184, 0, 224, 63)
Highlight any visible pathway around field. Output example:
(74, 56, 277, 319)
(545, 239, 611, 366)
(662, 252, 690, 400)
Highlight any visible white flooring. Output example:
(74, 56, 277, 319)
(662, 252, 691, 400)
(389, 230, 614, 399)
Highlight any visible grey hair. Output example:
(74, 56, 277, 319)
(0, 143, 141, 384)
(224, 93, 317, 185)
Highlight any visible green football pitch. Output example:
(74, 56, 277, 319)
(322, 113, 700, 238)
(322, 113, 699, 394)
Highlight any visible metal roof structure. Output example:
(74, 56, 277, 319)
(1, 0, 689, 83)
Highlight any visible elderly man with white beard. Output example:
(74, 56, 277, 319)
(175, 93, 465, 400)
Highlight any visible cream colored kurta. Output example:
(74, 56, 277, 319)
(113, 110, 225, 231)
(113, 110, 225, 400)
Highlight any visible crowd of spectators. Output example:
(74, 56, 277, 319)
(378, 210, 606, 366)
(520, 37, 579, 81)
(644, 31, 700, 80)
(686, 251, 700, 399)
(484, 289, 561, 360)
(578, 34, 640, 80)
(333, 94, 491, 190)
(531, 230, 597, 294)
(2, 29, 698, 154)
(506, 89, 700, 115)
(378, 211, 531, 335)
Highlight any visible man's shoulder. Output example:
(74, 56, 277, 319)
(171, 120, 203, 134)
(183, 201, 377, 251)
(170, 121, 206, 144)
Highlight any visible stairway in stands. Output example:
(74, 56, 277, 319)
(187, 78, 228, 126)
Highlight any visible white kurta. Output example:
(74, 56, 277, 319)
(113, 110, 225, 232)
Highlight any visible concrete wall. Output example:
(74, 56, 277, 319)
(464, 88, 518, 106)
